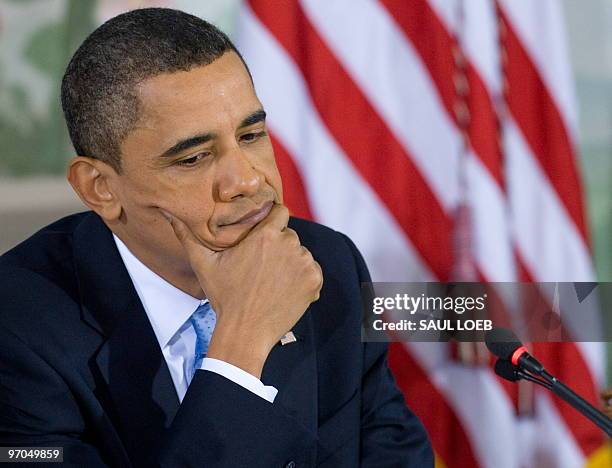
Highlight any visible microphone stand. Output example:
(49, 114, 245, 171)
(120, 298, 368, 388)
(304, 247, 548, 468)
(507, 359, 612, 436)
(536, 370, 612, 437)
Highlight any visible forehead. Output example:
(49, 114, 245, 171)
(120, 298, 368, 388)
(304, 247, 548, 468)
(134, 51, 259, 135)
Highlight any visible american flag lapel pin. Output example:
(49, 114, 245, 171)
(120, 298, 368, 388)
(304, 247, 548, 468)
(280, 331, 297, 345)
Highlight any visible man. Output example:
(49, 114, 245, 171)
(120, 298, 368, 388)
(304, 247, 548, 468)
(0, 8, 432, 467)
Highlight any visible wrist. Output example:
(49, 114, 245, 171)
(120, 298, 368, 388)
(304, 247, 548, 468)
(207, 321, 274, 379)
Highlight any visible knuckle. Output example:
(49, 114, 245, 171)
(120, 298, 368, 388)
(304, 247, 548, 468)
(287, 229, 300, 247)
(271, 204, 289, 224)
(313, 263, 323, 284)
(260, 224, 277, 241)
(299, 244, 312, 257)
(306, 259, 322, 285)
(278, 204, 290, 219)
(280, 228, 299, 248)
(315, 263, 323, 283)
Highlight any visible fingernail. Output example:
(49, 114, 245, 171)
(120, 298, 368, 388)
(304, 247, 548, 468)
(159, 209, 173, 223)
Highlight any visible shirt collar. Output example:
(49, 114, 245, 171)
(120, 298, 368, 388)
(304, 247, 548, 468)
(113, 234, 204, 348)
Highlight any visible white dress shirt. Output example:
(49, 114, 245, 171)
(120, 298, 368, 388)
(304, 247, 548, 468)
(113, 234, 278, 403)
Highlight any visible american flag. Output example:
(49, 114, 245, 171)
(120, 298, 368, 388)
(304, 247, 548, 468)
(235, 0, 607, 467)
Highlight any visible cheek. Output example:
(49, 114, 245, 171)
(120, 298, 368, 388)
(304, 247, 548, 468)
(158, 185, 215, 227)
(255, 147, 283, 199)
(163, 183, 220, 243)
(118, 170, 166, 209)
(266, 163, 283, 194)
(121, 172, 215, 230)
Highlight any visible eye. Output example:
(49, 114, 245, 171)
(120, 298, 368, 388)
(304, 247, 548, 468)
(176, 152, 209, 167)
(240, 130, 267, 143)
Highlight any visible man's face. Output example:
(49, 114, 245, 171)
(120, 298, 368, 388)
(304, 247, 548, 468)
(112, 51, 282, 266)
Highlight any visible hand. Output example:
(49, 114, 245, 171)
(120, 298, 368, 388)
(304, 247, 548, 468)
(162, 204, 323, 378)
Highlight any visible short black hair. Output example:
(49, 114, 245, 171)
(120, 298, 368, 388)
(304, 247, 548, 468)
(61, 7, 248, 172)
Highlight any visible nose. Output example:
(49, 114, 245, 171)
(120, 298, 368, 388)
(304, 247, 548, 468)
(216, 146, 263, 201)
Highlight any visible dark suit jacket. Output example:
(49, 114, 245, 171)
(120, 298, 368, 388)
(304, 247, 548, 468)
(0, 212, 432, 467)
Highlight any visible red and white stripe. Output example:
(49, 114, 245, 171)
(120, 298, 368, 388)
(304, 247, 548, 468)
(235, 1, 605, 466)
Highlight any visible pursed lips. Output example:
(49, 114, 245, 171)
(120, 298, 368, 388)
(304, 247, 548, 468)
(222, 200, 274, 227)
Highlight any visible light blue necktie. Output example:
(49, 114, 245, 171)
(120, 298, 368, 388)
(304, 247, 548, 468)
(189, 301, 216, 381)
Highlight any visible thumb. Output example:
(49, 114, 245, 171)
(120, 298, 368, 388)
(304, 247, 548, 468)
(159, 209, 217, 271)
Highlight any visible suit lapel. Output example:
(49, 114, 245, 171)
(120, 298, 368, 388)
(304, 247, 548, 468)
(73, 213, 179, 462)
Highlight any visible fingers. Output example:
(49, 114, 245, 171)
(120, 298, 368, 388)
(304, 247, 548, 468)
(159, 209, 216, 269)
(252, 203, 289, 235)
(297, 244, 323, 301)
(313, 258, 323, 281)
(312, 259, 323, 298)
(283, 228, 301, 248)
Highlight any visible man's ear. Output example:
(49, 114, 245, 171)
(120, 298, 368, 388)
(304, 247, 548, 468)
(67, 156, 122, 221)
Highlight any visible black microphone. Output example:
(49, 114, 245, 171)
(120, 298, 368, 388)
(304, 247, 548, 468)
(486, 328, 612, 436)
(494, 359, 552, 390)
(485, 328, 544, 375)
(494, 358, 520, 381)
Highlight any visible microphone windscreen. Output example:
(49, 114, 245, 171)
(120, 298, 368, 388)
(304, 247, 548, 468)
(494, 359, 520, 382)
(485, 328, 522, 360)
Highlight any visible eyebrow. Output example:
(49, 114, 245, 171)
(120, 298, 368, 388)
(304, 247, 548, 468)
(239, 109, 266, 128)
(158, 109, 267, 159)
(158, 133, 215, 159)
